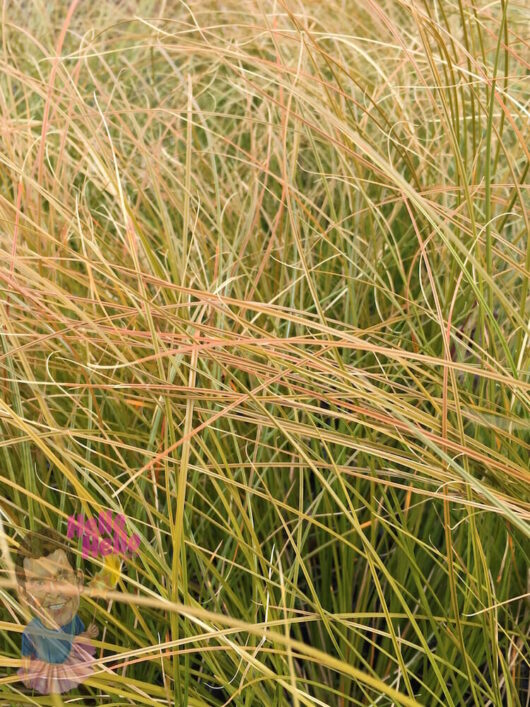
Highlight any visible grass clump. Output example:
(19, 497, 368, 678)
(0, 0, 528, 704)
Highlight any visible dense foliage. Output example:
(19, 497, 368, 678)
(0, 1, 528, 704)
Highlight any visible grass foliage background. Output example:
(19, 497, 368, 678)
(0, 0, 528, 704)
